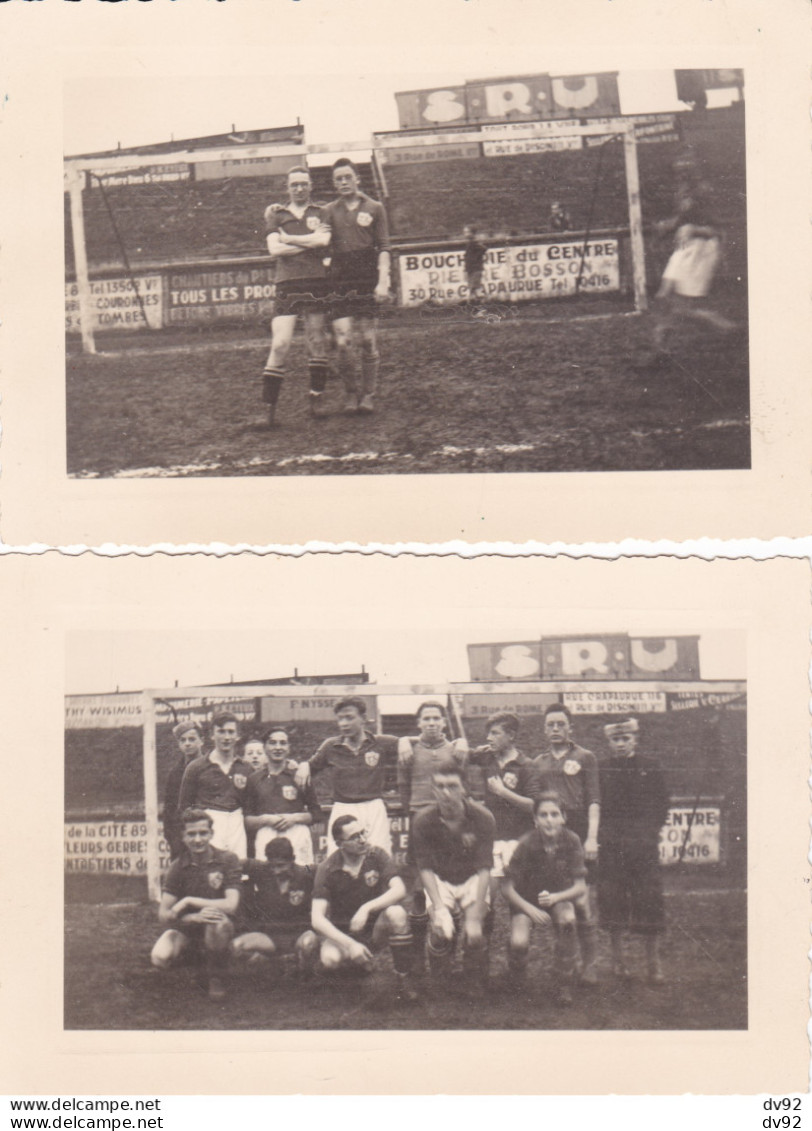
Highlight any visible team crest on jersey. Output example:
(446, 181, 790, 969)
(289, 889, 305, 906)
(364, 750, 380, 767)
(306, 215, 320, 231)
(357, 211, 373, 227)
(282, 785, 298, 801)
(364, 869, 380, 887)
(208, 870, 224, 891)
(563, 760, 581, 776)
(503, 772, 519, 791)
(233, 773, 248, 790)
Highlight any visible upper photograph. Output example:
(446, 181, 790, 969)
(64, 68, 748, 480)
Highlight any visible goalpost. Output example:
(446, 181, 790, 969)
(138, 672, 740, 902)
(64, 138, 372, 355)
(373, 118, 648, 314)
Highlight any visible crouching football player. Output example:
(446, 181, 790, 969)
(232, 836, 319, 979)
(501, 791, 587, 1006)
(311, 814, 418, 1003)
(411, 763, 495, 999)
(150, 808, 241, 1002)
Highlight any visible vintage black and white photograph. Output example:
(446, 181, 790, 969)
(64, 66, 749, 480)
(65, 622, 747, 1032)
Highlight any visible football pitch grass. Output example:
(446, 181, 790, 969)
(65, 886, 746, 1031)
(66, 298, 749, 478)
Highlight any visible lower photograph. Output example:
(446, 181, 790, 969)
(64, 616, 746, 1033)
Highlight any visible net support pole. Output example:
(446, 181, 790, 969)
(65, 164, 97, 355)
(622, 125, 648, 313)
(142, 690, 162, 902)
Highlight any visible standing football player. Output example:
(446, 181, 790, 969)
(294, 697, 397, 853)
(467, 712, 540, 905)
(243, 727, 322, 865)
(317, 158, 392, 414)
(462, 225, 488, 303)
(598, 717, 670, 983)
(178, 711, 250, 858)
(163, 721, 205, 860)
(260, 166, 332, 425)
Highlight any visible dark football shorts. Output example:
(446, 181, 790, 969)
(329, 250, 379, 319)
(273, 277, 331, 318)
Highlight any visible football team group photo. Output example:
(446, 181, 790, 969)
(64, 67, 749, 478)
(64, 630, 747, 1032)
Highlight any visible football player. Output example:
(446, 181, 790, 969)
(532, 703, 599, 983)
(294, 697, 397, 853)
(411, 763, 495, 998)
(311, 814, 418, 1002)
(150, 808, 241, 1001)
(243, 727, 321, 865)
(178, 711, 250, 858)
(163, 721, 204, 860)
(232, 837, 319, 977)
(316, 159, 392, 414)
(397, 701, 468, 961)
(502, 791, 587, 1006)
(260, 166, 332, 424)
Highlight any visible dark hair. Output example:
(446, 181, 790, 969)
(332, 814, 360, 842)
(486, 711, 520, 738)
(332, 157, 359, 176)
(211, 711, 240, 729)
(262, 726, 290, 743)
(334, 696, 367, 716)
(432, 760, 464, 781)
(287, 165, 310, 178)
(534, 790, 567, 817)
(173, 721, 202, 740)
(544, 703, 572, 722)
(264, 837, 295, 862)
(180, 807, 213, 829)
(416, 700, 447, 721)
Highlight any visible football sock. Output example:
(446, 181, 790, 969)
(408, 910, 429, 955)
(360, 348, 380, 396)
(262, 367, 285, 405)
(389, 930, 415, 975)
(308, 358, 329, 394)
(554, 924, 577, 980)
(577, 920, 598, 968)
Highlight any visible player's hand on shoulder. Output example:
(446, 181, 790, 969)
(397, 736, 415, 763)
(294, 762, 311, 787)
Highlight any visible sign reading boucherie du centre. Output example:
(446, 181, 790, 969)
(397, 239, 619, 307)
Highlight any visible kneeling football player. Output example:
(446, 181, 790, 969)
(232, 837, 318, 978)
(150, 808, 241, 1002)
(311, 814, 418, 1003)
(501, 791, 587, 1006)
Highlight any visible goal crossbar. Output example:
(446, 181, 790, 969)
(66, 120, 645, 355)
